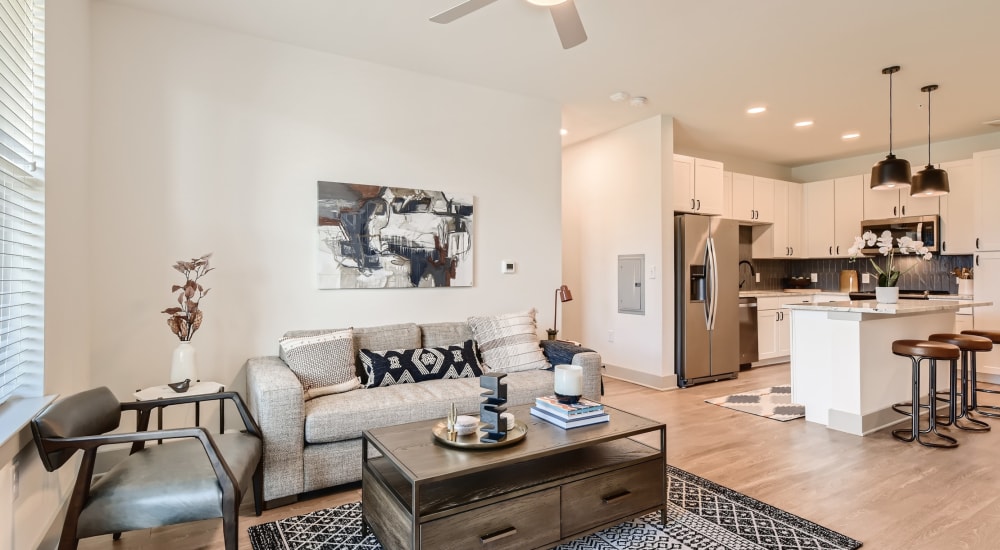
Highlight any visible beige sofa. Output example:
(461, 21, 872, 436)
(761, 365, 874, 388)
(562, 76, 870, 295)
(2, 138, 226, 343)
(244, 321, 602, 507)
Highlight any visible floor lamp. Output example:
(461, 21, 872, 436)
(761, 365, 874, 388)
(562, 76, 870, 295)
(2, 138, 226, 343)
(547, 285, 573, 340)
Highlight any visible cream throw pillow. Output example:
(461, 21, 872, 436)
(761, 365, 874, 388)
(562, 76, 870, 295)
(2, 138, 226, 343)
(468, 308, 550, 373)
(280, 329, 360, 399)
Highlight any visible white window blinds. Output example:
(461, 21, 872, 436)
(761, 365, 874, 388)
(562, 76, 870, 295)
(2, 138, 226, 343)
(0, 0, 42, 405)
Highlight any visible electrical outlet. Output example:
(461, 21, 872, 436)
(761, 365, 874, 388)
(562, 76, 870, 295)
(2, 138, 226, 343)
(649, 266, 656, 279)
(755, 273, 761, 282)
(862, 273, 870, 284)
(608, 330, 615, 343)
(810, 273, 818, 282)
(500, 260, 516, 274)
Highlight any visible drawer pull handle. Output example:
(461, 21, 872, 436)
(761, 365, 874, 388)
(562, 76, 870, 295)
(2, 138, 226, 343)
(601, 490, 632, 504)
(479, 526, 517, 544)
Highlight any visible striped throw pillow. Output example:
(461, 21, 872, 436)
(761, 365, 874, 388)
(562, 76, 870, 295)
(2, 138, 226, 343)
(468, 309, 550, 373)
(280, 329, 360, 399)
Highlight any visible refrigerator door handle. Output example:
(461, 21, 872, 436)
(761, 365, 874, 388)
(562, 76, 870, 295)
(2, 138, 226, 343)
(702, 239, 712, 329)
(706, 236, 718, 330)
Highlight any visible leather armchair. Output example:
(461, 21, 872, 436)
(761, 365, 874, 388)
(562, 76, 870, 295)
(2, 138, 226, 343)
(30, 386, 263, 550)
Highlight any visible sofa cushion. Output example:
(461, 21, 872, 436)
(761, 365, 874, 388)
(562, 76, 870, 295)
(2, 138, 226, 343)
(360, 340, 484, 388)
(419, 322, 474, 348)
(303, 370, 555, 444)
(280, 323, 422, 364)
(279, 329, 360, 400)
(468, 309, 550, 373)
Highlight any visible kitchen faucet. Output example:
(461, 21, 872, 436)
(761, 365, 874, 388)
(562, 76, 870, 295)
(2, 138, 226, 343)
(738, 260, 756, 289)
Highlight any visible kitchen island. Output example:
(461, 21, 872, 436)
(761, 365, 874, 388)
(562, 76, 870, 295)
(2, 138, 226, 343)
(786, 299, 992, 436)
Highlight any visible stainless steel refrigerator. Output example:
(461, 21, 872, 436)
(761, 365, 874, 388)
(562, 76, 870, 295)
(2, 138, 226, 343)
(675, 214, 740, 387)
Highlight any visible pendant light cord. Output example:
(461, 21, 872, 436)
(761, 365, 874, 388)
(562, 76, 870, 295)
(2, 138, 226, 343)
(926, 88, 932, 164)
(888, 69, 894, 155)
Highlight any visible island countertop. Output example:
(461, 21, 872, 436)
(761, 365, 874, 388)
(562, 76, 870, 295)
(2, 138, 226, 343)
(786, 299, 991, 315)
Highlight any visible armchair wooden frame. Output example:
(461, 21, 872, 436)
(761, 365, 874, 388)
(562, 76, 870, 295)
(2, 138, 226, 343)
(31, 387, 263, 550)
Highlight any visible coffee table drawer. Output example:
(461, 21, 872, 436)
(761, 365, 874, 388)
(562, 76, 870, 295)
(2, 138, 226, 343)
(420, 487, 560, 550)
(561, 460, 663, 535)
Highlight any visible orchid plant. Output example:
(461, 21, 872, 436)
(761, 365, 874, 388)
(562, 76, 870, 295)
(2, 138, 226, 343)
(848, 231, 932, 287)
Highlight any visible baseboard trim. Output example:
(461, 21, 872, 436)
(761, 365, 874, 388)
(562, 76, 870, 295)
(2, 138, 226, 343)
(828, 402, 951, 436)
(602, 364, 677, 391)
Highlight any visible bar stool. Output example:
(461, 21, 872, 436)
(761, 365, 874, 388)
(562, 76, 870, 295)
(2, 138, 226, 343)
(891, 339, 961, 448)
(928, 333, 992, 431)
(961, 329, 1000, 418)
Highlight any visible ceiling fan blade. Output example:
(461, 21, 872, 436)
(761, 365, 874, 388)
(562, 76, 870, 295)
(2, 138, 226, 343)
(430, 0, 499, 24)
(549, 0, 587, 49)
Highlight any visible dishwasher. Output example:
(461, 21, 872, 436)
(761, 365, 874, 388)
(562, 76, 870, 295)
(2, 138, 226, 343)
(738, 297, 759, 368)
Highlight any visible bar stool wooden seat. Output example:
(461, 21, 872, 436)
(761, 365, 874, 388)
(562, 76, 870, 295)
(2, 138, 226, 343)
(961, 329, 1000, 418)
(891, 339, 961, 448)
(928, 333, 992, 431)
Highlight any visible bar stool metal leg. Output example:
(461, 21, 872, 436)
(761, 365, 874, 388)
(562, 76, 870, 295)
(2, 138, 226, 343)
(892, 356, 959, 448)
(971, 351, 1000, 418)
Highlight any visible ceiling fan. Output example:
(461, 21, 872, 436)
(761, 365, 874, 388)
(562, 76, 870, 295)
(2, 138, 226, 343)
(430, 0, 588, 49)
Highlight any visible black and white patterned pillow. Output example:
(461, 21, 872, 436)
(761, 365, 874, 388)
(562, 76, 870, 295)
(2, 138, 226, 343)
(279, 329, 360, 399)
(360, 340, 484, 388)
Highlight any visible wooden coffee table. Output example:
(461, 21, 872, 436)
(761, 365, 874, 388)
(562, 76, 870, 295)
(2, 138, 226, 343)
(361, 403, 666, 550)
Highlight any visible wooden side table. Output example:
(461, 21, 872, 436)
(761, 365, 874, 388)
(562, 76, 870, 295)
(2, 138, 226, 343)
(134, 381, 225, 443)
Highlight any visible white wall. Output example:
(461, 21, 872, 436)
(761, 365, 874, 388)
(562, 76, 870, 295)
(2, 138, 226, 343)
(562, 115, 675, 389)
(791, 131, 1000, 182)
(83, 2, 563, 399)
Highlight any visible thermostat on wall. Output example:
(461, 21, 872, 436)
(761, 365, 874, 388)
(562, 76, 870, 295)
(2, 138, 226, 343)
(501, 260, 516, 274)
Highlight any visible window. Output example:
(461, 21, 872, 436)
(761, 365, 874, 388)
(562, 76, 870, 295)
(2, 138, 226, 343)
(0, 0, 43, 405)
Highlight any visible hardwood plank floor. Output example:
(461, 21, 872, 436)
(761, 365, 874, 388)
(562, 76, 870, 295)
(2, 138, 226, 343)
(77, 364, 1000, 549)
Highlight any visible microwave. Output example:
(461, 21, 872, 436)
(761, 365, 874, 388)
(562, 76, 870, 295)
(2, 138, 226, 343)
(859, 215, 939, 252)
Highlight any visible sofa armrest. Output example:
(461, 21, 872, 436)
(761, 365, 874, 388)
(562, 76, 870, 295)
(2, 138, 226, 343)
(571, 351, 603, 402)
(245, 356, 305, 503)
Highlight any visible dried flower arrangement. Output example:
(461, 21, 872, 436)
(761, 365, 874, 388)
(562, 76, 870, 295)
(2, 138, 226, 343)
(162, 253, 213, 341)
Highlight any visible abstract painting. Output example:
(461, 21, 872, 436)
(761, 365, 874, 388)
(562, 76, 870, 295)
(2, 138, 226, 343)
(317, 181, 474, 289)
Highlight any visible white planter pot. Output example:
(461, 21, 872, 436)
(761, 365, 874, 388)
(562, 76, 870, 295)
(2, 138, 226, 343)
(875, 287, 899, 304)
(170, 341, 199, 383)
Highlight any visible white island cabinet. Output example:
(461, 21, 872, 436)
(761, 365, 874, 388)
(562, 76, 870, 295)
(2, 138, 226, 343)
(786, 299, 992, 436)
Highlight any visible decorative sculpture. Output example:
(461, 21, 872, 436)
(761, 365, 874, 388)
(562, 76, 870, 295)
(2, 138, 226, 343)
(479, 372, 508, 443)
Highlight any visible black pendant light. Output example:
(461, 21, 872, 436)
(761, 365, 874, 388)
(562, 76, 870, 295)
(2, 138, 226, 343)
(871, 66, 911, 190)
(910, 84, 949, 196)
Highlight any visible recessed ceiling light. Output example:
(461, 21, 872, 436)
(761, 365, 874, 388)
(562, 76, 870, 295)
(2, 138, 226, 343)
(526, 0, 567, 6)
(747, 106, 766, 114)
(559, 128, 568, 136)
(794, 120, 814, 128)
(610, 91, 630, 102)
(842, 132, 861, 140)
(629, 96, 648, 107)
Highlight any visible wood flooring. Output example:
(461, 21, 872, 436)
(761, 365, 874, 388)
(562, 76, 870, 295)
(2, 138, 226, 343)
(76, 363, 1000, 549)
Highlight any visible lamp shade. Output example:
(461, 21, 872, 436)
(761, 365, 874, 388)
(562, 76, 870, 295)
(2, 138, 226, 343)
(871, 154, 911, 190)
(557, 284, 573, 302)
(910, 165, 950, 196)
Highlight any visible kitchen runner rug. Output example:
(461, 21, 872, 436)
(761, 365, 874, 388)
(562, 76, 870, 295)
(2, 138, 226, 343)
(248, 464, 861, 550)
(705, 385, 805, 422)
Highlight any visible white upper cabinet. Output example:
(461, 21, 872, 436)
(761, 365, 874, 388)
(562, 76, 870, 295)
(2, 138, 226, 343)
(673, 155, 724, 215)
(938, 159, 975, 255)
(722, 171, 734, 218)
(805, 176, 862, 257)
(731, 173, 774, 223)
(974, 149, 1000, 251)
(752, 179, 803, 258)
(862, 175, 939, 220)
(786, 181, 804, 257)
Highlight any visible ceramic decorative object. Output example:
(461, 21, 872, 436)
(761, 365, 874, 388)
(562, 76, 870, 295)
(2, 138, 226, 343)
(455, 415, 478, 436)
(170, 341, 199, 384)
(479, 372, 508, 443)
(167, 378, 191, 393)
(875, 286, 899, 304)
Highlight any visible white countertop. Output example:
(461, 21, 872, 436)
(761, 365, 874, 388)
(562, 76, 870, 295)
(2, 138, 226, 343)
(739, 290, 975, 301)
(786, 299, 991, 314)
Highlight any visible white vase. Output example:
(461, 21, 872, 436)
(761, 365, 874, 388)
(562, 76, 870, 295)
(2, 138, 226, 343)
(170, 341, 198, 383)
(875, 286, 899, 304)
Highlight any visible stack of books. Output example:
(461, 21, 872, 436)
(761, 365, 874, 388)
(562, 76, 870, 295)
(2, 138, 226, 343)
(530, 395, 609, 429)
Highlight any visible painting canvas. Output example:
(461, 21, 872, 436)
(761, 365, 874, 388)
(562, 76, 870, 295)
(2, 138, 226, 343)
(317, 181, 474, 289)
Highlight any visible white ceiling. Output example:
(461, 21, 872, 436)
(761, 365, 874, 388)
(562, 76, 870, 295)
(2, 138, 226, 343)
(104, 0, 1000, 167)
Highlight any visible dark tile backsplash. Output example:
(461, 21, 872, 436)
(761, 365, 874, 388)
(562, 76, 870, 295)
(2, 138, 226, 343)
(737, 226, 973, 293)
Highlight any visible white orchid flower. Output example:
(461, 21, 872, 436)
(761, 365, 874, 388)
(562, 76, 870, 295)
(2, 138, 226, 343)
(862, 231, 878, 246)
(923, 252, 933, 260)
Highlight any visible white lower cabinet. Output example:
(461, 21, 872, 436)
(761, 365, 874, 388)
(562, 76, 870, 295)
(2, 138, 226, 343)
(756, 296, 811, 362)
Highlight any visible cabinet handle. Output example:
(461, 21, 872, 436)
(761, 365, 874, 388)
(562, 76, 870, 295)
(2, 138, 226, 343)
(829, 246, 833, 255)
(480, 527, 518, 544)
(602, 490, 632, 504)
(893, 206, 897, 216)
(902, 205, 906, 216)
(691, 198, 695, 210)
(942, 241, 946, 252)
(696, 199, 701, 210)
(790, 246, 794, 255)
(836, 245, 840, 255)
(977, 255, 980, 267)
(977, 237, 980, 249)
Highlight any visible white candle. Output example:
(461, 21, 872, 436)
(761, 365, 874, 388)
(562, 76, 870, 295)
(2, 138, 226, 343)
(554, 364, 584, 397)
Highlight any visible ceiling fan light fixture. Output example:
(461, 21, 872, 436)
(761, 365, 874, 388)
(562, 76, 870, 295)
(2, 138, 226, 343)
(910, 84, 949, 196)
(871, 65, 911, 191)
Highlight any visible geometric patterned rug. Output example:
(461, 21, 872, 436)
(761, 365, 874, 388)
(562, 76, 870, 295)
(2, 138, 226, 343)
(705, 385, 806, 422)
(248, 465, 861, 550)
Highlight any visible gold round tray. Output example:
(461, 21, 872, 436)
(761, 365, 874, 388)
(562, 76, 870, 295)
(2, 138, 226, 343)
(432, 418, 528, 449)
